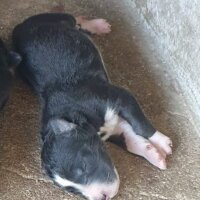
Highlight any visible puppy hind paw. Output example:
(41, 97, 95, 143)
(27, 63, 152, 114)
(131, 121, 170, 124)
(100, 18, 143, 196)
(144, 143, 167, 170)
(75, 16, 111, 35)
(149, 131, 172, 155)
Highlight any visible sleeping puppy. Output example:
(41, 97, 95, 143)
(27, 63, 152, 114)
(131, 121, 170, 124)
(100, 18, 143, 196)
(0, 39, 21, 109)
(12, 13, 172, 200)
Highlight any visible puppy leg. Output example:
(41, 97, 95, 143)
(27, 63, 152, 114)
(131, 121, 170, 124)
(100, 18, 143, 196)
(114, 86, 172, 156)
(100, 86, 172, 169)
(148, 131, 172, 155)
(75, 16, 111, 35)
(103, 117, 167, 170)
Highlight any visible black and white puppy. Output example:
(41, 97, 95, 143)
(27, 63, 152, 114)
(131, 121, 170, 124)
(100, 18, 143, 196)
(0, 38, 21, 109)
(12, 13, 172, 200)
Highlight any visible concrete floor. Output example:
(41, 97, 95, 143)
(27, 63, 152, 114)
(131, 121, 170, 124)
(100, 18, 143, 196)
(0, 1, 199, 200)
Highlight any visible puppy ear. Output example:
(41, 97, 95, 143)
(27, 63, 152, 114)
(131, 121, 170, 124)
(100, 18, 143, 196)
(9, 51, 22, 66)
(49, 119, 76, 135)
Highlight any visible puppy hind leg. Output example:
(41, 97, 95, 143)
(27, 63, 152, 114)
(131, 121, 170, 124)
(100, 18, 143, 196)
(149, 131, 173, 155)
(124, 122, 168, 169)
(109, 118, 167, 170)
(75, 16, 111, 35)
(109, 86, 172, 167)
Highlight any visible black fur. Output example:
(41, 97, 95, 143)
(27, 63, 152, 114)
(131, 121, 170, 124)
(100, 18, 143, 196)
(12, 13, 156, 197)
(0, 38, 21, 109)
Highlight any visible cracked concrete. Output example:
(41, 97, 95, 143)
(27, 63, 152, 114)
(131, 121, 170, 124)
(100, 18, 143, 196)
(0, 1, 200, 200)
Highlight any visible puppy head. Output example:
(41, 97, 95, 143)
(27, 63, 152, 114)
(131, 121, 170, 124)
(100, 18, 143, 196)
(42, 119, 119, 200)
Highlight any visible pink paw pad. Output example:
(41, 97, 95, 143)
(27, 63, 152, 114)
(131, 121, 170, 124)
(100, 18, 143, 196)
(76, 16, 111, 35)
(149, 131, 172, 155)
(90, 19, 111, 35)
(144, 144, 167, 170)
(146, 144, 153, 150)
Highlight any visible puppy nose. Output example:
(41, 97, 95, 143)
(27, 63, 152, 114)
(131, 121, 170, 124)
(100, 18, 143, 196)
(101, 194, 110, 200)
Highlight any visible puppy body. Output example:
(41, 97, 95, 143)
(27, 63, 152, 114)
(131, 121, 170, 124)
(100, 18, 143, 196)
(13, 13, 172, 200)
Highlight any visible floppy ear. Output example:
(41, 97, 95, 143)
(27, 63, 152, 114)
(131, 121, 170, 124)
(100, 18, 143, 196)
(9, 51, 22, 66)
(49, 119, 76, 135)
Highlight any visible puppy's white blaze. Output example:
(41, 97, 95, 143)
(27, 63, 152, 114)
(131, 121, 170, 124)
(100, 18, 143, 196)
(54, 174, 81, 188)
(54, 172, 120, 200)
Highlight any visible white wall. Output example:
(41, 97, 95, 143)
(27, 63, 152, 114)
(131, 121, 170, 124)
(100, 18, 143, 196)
(132, 0, 200, 132)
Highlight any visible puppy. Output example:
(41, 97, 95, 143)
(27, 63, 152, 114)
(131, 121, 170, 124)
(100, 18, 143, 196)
(0, 39, 21, 109)
(12, 13, 172, 200)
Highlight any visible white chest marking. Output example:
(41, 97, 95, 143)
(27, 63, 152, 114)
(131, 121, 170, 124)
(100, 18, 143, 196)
(99, 108, 122, 141)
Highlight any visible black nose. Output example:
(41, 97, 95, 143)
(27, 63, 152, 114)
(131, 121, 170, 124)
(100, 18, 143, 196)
(101, 194, 109, 200)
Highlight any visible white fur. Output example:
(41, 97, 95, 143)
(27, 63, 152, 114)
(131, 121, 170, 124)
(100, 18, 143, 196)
(54, 174, 80, 188)
(50, 119, 76, 134)
(54, 170, 119, 200)
(99, 109, 172, 169)
(117, 119, 168, 170)
(100, 108, 121, 141)
(149, 131, 172, 155)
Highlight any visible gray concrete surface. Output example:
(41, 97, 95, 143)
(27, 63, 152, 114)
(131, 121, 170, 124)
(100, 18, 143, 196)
(0, 1, 200, 200)
(132, 0, 200, 133)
